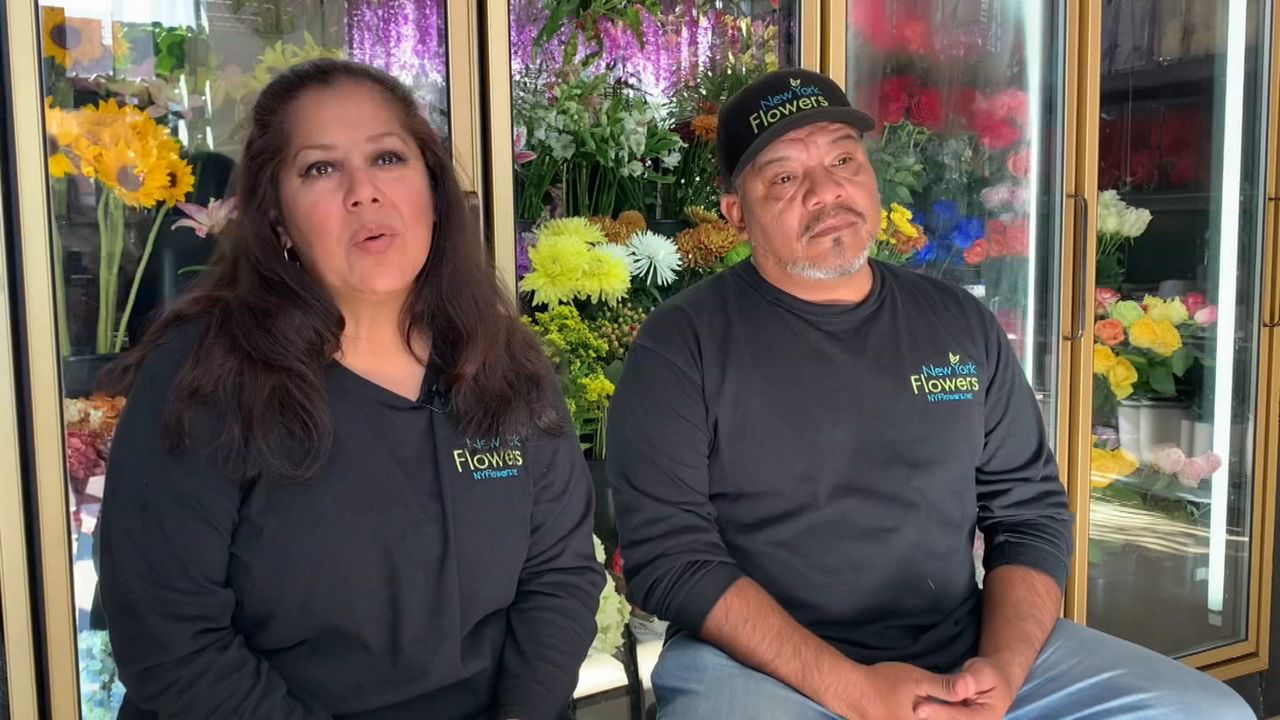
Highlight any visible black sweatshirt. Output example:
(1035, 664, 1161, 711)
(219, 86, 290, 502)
(99, 325, 603, 720)
(607, 259, 1072, 672)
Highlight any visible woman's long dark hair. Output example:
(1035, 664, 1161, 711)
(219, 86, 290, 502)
(102, 59, 562, 480)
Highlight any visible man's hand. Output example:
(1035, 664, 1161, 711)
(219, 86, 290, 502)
(818, 661, 977, 720)
(914, 657, 1016, 720)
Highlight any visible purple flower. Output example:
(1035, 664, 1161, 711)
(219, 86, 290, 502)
(516, 231, 537, 279)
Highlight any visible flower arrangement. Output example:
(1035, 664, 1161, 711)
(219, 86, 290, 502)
(43, 98, 195, 353)
(1092, 293, 1217, 406)
(521, 211, 742, 459)
(1094, 190, 1154, 288)
(871, 204, 928, 265)
(514, 72, 683, 221)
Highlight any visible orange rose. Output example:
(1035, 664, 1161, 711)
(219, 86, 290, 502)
(1094, 318, 1125, 346)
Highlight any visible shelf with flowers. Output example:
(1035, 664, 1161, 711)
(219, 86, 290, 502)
(510, 0, 782, 229)
(519, 210, 747, 460)
(1089, 289, 1223, 523)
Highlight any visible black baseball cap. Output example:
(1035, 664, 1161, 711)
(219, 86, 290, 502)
(717, 68, 876, 185)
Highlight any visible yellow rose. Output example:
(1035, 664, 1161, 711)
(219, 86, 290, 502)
(1107, 356, 1137, 400)
(1093, 344, 1117, 375)
(1145, 295, 1189, 325)
(1091, 447, 1140, 488)
(1129, 317, 1182, 357)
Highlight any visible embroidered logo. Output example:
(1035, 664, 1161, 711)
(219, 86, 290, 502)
(909, 352, 981, 403)
(453, 436, 524, 480)
(748, 79, 833, 135)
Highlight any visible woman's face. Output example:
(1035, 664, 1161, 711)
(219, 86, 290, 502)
(277, 80, 434, 307)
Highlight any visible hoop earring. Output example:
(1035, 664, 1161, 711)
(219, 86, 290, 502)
(283, 245, 301, 266)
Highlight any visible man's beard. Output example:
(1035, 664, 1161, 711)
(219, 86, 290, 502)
(780, 207, 874, 281)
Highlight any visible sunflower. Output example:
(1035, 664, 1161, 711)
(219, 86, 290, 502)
(159, 155, 195, 205)
(41, 7, 69, 66)
(65, 17, 106, 69)
(43, 9, 106, 70)
(89, 141, 168, 209)
(43, 97, 79, 146)
(111, 22, 131, 67)
(48, 153, 77, 178)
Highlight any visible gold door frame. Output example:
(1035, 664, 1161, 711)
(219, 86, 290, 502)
(820, 1, 1276, 678)
(1, 3, 487, 716)
(4, 1, 81, 716)
(0, 87, 41, 720)
(482, 3, 824, 299)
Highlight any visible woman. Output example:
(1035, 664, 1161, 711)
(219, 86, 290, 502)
(98, 59, 603, 720)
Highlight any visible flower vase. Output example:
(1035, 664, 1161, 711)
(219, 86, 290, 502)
(1117, 399, 1143, 458)
(1137, 399, 1189, 463)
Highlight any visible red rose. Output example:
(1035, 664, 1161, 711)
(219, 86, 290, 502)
(895, 16, 933, 54)
(849, 0, 894, 50)
(878, 75, 918, 124)
(979, 120, 1021, 151)
(909, 88, 945, 131)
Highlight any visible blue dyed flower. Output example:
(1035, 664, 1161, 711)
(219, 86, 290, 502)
(947, 217, 984, 250)
(926, 200, 960, 237)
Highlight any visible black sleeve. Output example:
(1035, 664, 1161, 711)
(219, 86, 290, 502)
(98, 333, 331, 720)
(974, 309, 1074, 588)
(606, 328, 743, 636)
(493, 402, 605, 720)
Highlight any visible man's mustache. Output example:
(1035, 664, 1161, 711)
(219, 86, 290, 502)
(803, 206, 866, 238)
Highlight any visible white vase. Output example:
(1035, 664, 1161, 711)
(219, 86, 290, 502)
(1137, 400, 1189, 463)
(1117, 401, 1143, 455)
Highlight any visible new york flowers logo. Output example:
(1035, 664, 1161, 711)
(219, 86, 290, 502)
(909, 352, 981, 403)
(749, 78, 833, 134)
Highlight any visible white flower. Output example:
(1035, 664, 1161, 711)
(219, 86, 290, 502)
(622, 160, 646, 177)
(659, 148, 682, 169)
(591, 535, 630, 656)
(1097, 190, 1152, 239)
(628, 231, 683, 286)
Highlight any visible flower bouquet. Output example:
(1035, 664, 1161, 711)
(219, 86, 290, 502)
(1091, 292, 1217, 412)
(44, 98, 195, 353)
(520, 211, 746, 458)
(1095, 189, 1154, 289)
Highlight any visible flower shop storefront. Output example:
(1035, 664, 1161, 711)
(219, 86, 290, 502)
(1, 1, 1280, 718)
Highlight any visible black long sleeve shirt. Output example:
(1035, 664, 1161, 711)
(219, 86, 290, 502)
(99, 326, 603, 719)
(607, 259, 1073, 672)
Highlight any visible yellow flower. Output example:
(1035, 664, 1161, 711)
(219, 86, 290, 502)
(88, 141, 168, 209)
(41, 7, 69, 66)
(539, 217, 606, 245)
(160, 156, 195, 205)
(581, 246, 632, 305)
(1091, 446, 1140, 488)
(44, 97, 79, 146)
(888, 203, 916, 237)
(675, 222, 742, 269)
(1106, 356, 1138, 400)
(43, 10, 106, 70)
(1129, 317, 1183, 357)
(521, 234, 592, 307)
(582, 374, 615, 406)
(111, 22, 131, 66)
(1144, 295, 1189, 325)
(48, 153, 77, 178)
(1093, 344, 1117, 375)
(879, 208, 890, 236)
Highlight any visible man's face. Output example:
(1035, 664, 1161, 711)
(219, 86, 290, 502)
(722, 122, 880, 282)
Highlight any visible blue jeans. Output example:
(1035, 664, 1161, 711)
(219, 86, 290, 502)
(651, 620, 1256, 719)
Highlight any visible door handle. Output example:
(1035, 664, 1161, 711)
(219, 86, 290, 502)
(1065, 193, 1089, 340)
(1266, 198, 1280, 328)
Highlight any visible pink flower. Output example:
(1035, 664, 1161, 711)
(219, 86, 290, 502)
(1194, 305, 1218, 326)
(1183, 291, 1208, 316)
(1152, 445, 1187, 475)
(1177, 457, 1209, 488)
(980, 185, 1011, 210)
(1200, 452, 1223, 476)
(1006, 147, 1030, 178)
(513, 128, 537, 165)
(1095, 287, 1121, 316)
(172, 198, 237, 238)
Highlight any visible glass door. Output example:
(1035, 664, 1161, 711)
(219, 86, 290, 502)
(1084, 0, 1273, 661)
(11, 2, 467, 716)
(834, 0, 1069, 448)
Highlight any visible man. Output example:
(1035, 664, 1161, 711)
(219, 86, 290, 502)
(606, 68, 1254, 720)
